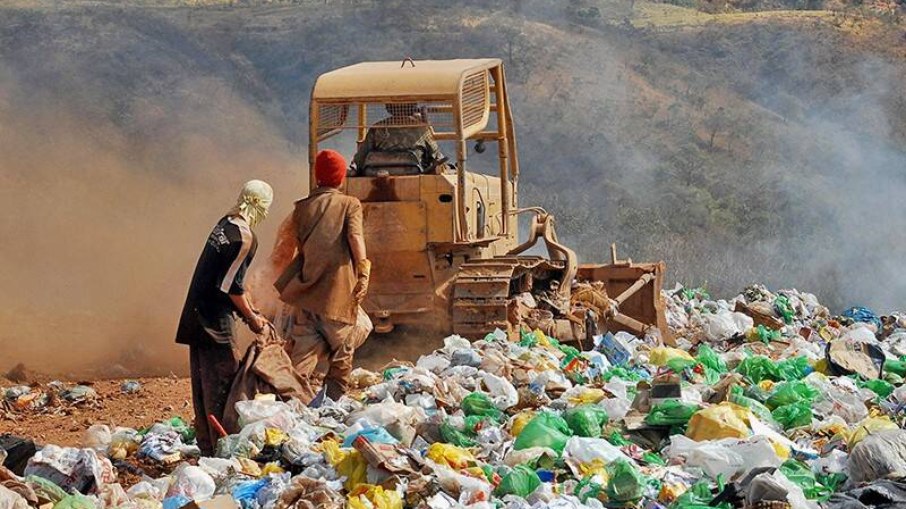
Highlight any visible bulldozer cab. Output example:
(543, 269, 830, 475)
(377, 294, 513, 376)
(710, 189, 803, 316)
(310, 58, 518, 246)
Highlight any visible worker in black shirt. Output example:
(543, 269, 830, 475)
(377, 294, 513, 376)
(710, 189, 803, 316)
(175, 180, 273, 456)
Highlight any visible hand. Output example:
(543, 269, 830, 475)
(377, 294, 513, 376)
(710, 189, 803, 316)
(247, 313, 268, 334)
(354, 259, 372, 304)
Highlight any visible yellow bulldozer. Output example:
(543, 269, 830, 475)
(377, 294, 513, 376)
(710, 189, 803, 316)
(308, 58, 671, 346)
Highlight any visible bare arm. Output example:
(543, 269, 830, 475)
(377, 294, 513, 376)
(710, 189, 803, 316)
(230, 293, 266, 333)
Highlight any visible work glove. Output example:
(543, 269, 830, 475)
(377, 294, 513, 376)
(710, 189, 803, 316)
(354, 258, 372, 304)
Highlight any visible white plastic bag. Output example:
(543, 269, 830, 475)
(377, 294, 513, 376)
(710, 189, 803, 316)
(563, 437, 630, 466)
(481, 372, 518, 410)
(235, 400, 295, 430)
(167, 464, 215, 502)
(664, 435, 781, 479)
(702, 313, 744, 342)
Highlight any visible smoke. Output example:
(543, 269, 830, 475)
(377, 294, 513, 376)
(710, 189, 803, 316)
(0, 58, 304, 376)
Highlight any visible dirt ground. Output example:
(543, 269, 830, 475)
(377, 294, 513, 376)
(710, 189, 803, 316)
(0, 328, 446, 448)
(0, 377, 193, 448)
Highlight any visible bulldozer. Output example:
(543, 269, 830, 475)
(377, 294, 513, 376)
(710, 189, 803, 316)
(308, 58, 671, 346)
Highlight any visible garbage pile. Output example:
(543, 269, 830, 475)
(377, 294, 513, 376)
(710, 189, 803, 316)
(5, 284, 906, 509)
(2, 382, 102, 415)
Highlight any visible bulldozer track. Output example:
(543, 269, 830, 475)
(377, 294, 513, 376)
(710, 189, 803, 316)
(451, 255, 566, 338)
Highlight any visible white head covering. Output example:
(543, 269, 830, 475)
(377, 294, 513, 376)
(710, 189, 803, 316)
(228, 180, 273, 228)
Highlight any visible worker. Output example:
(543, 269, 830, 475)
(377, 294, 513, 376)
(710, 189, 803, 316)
(352, 102, 447, 175)
(276, 150, 373, 400)
(175, 180, 273, 456)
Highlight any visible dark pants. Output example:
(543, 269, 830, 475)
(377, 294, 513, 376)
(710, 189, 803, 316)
(189, 341, 238, 456)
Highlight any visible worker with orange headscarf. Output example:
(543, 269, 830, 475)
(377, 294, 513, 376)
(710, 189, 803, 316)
(275, 150, 373, 400)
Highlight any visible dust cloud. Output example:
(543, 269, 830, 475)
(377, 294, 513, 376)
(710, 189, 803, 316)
(0, 67, 306, 378)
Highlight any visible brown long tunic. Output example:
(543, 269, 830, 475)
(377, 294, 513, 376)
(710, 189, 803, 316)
(285, 186, 363, 325)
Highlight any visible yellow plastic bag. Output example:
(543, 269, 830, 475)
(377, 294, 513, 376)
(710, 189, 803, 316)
(426, 443, 475, 470)
(260, 462, 285, 476)
(264, 428, 289, 447)
(347, 484, 402, 509)
(510, 410, 536, 436)
(320, 439, 367, 490)
(686, 402, 752, 441)
(567, 388, 607, 405)
(847, 416, 898, 448)
(648, 347, 695, 367)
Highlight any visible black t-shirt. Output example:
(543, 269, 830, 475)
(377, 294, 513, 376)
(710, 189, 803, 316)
(175, 216, 258, 345)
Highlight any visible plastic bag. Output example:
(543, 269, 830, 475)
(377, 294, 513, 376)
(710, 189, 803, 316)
(649, 348, 695, 367)
(779, 460, 832, 501)
(849, 429, 906, 483)
(438, 420, 477, 448)
(460, 392, 504, 423)
(167, 464, 215, 502)
(426, 443, 475, 470)
(728, 386, 775, 424)
(765, 381, 820, 410)
(563, 406, 609, 437)
(513, 412, 573, 454)
(320, 440, 367, 491)
(494, 464, 541, 497)
(481, 372, 518, 410)
(696, 344, 727, 373)
(847, 416, 899, 448)
(858, 378, 894, 398)
(53, 494, 97, 509)
(342, 426, 398, 447)
(771, 401, 813, 430)
(347, 484, 402, 509)
(735, 356, 780, 383)
(686, 402, 751, 441)
(645, 401, 698, 426)
(605, 459, 647, 502)
(776, 356, 813, 381)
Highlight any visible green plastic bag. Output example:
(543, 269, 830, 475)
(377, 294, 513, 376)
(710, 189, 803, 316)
(646, 401, 698, 426)
(696, 344, 727, 373)
(53, 495, 96, 509)
(774, 295, 794, 324)
(439, 419, 477, 447)
(602, 366, 643, 382)
(858, 378, 894, 398)
(494, 464, 542, 497)
(25, 476, 68, 505)
(607, 431, 632, 446)
(575, 476, 603, 503)
(776, 356, 812, 381)
(642, 451, 667, 466)
(729, 387, 774, 423)
(671, 480, 719, 509)
(735, 355, 780, 383)
(765, 381, 820, 410)
(513, 412, 573, 454)
(461, 392, 504, 423)
(605, 459, 646, 502)
(779, 460, 832, 501)
(753, 324, 782, 344)
(771, 401, 813, 429)
(885, 358, 906, 377)
(563, 405, 609, 437)
(666, 357, 698, 373)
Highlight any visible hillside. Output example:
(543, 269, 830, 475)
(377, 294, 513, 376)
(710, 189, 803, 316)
(0, 0, 904, 374)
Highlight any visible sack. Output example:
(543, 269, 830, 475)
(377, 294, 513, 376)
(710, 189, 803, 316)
(223, 327, 313, 432)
